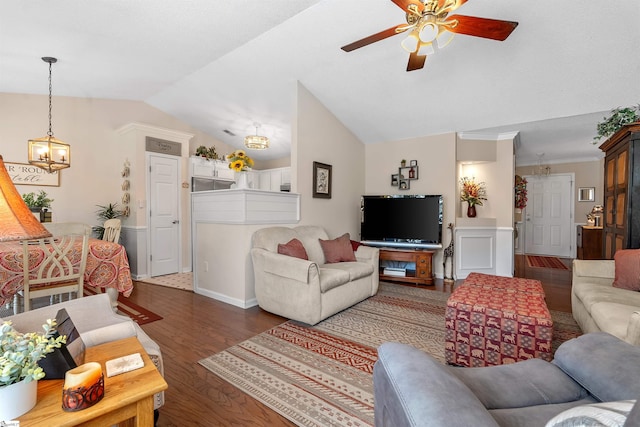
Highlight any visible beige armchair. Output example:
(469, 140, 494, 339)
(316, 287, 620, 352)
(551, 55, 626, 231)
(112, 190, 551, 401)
(251, 226, 379, 325)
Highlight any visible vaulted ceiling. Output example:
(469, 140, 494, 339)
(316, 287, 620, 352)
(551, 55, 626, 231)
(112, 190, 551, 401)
(2, 0, 639, 166)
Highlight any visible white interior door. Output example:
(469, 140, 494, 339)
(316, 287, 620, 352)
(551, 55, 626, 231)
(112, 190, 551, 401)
(524, 174, 572, 257)
(149, 154, 180, 276)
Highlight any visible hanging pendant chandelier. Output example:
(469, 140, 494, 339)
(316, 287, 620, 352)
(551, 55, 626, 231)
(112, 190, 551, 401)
(28, 57, 70, 173)
(244, 123, 269, 150)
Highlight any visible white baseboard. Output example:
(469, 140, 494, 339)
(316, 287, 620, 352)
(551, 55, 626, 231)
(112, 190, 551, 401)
(194, 288, 258, 309)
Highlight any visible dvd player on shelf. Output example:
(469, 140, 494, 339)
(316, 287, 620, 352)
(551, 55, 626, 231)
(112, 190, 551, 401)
(383, 267, 406, 277)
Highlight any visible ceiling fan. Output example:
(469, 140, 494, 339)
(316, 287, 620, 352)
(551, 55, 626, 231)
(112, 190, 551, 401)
(341, 0, 518, 71)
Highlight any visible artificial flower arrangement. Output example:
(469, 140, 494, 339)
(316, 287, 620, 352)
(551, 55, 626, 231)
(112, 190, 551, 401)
(195, 145, 219, 160)
(459, 176, 487, 207)
(0, 319, 65, 387)
(514, 175, 528, 209)
(226, 149, 255, 172)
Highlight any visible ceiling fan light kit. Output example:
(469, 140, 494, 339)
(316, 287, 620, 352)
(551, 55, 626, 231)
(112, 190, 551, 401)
(341, 0, 518, 72)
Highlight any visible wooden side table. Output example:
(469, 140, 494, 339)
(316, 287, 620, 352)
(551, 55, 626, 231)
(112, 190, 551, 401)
(577, 225, 603, 260)
(18, 336, 167, 426)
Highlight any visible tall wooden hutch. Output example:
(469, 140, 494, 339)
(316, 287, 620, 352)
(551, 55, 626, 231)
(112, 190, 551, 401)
(599, 123, 640, 259)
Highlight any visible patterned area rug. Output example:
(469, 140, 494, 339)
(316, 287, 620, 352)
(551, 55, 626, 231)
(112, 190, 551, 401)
(198, 283, 582, 427)
(83, 285, 162, 325)
(526, 255, 570, 270)
(138, 272, 193, 291)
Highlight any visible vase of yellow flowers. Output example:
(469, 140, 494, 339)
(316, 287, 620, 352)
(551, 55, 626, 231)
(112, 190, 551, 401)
(226, 150, 255, 189)
(460, 177, 487, 218)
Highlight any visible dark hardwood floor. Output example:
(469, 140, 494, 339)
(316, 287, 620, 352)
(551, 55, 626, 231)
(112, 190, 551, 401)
(129, 254, 573, 426)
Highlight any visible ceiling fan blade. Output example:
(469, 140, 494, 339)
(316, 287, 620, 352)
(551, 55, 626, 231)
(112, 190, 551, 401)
(341, 25, 408, 52)
(407, 51, 427, 71)
(446, 14, 518, 41)
(390, 0, 424, 12)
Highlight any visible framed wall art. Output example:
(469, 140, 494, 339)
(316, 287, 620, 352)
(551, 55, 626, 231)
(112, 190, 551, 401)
(313, 161, 332, 198)
(6, 161, 60, 187)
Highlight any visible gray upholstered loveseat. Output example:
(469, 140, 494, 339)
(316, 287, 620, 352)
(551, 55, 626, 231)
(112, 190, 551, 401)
(374, 333, 640, 427)
(250, 225, 379, 325)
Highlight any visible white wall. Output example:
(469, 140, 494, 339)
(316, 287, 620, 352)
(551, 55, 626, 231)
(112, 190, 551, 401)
(365, 133, 458, 277)
(0, 92, 234, 273)
(294, 83, 365, 239)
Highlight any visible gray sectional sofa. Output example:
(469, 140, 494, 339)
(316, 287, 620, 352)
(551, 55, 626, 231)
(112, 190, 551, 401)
(374, 333, 640, 427)
(251, 225, 379, 325)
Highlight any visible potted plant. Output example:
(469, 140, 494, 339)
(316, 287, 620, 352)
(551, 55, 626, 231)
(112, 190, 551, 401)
(92, 203, 123, 239)
(0, 319, 66, 420)
(195, 145, 219, 160)
(593, 105, 640, 144)
(22, 190, 54, 213)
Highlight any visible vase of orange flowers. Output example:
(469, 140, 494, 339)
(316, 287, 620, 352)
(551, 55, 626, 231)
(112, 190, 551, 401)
(226, 150, 255, 189)
(460, 177, 487, 218)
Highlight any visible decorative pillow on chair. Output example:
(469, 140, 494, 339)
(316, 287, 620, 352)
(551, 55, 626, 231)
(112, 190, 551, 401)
(277, 238, 309, 260)
(613, 249, 640, 291)
(545, 400, 636, 427)
(319, 233, 357, 263)
(350, 240, 362, 252)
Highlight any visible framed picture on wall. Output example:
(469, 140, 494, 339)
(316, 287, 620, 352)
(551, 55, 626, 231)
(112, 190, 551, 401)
(5, 162, 60, 187)
(391, 174, 399, 186)
(313, 161, 332, 198)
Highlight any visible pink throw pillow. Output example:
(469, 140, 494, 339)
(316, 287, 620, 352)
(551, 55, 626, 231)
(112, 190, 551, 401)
(277, 238, 309, 260)
(319, 233, 357, 263)
(613, 249, 640, 291)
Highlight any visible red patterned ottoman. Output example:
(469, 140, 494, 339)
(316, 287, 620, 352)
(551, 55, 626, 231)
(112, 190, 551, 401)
(445, 275, 553, 367)
(463, 272, 545, 296)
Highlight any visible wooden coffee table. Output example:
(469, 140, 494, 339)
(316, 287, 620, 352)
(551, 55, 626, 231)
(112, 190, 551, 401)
(18, 336, 168, 426)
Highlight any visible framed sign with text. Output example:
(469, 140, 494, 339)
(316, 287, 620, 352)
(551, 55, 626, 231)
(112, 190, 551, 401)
(6, 162, 60, 187)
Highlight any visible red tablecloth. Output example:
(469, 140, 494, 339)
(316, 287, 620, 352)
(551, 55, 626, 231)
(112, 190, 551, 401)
(0, 238, 134, 306)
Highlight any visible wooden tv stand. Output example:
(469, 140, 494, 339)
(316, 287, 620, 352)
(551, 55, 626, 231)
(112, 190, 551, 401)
(378, 248, 435, 286)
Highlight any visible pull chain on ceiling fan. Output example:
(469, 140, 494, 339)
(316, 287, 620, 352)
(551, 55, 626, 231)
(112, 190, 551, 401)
(341, 0, 518, 71)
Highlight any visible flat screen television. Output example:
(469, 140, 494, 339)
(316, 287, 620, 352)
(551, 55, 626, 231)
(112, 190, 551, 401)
(360, 195, 443, 249)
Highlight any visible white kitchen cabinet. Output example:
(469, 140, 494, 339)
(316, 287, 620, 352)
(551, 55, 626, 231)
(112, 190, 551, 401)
(190, 157, 215, 178)
(214, 160, 234, 180)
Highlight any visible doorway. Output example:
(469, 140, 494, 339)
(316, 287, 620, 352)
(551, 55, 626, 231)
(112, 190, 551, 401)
(523, 174, 573, 257)
(147, 153, 181, 277)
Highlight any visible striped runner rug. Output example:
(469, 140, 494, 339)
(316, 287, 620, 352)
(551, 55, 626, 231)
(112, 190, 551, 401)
(526, 255, 570, 270)
(199, 282, 581, 427)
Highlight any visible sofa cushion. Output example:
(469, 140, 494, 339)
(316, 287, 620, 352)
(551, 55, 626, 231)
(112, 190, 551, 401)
(322, 262, 374, 282)
(590, 302, 639, 340)
(319, 233, 356, 263)
(277, 238, 308, 260)
(450, 358, 588, 409)
(294, 225, 330, 264)
(573, 281, 640, 312)
(318, 267, 350, 293)
(544, 400, 636, 427)
(613, 249, 640, 291)
(553, 333, 640, 402)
